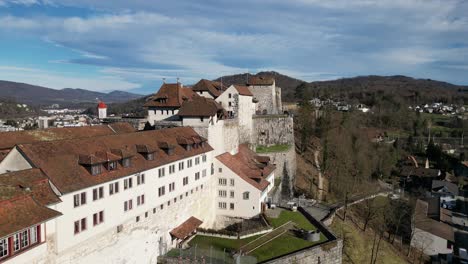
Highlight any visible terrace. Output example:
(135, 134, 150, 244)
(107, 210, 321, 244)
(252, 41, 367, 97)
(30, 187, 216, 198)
(160, 207, 335, 263)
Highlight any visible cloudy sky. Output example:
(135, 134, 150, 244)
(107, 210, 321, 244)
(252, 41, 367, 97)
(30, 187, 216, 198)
(0, 0, 467, 94)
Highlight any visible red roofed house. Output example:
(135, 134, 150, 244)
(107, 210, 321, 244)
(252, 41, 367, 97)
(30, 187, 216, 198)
(215, 144, 275, 218)
(144, 82, 198, 125)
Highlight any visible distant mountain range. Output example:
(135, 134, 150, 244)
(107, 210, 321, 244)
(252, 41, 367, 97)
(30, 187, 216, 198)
(0, 80, 142, 106)
(216, 72, 468, 103)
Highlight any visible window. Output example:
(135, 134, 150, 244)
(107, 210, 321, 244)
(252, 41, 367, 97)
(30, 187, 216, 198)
(243, 192, 250, 200)
(202, 169, 207, 177)
(195, 157, 200, 165)
(219, 178, 227, 186)
(187, 159, 193, 168)
(124, 200, 133, 211)
(180, 194, 183, 200)
(145, 212, 148, 218)
(183, 177, 189, 186)
(13, 234, 20, 251)
(153, 208, 156, 214)
(200, 117, 204, 122)
(230, 191, 234, 198)
(218, 202, 227, 209)
(167, 201, 171, 206)
(174, 197, 177, 203)
(211, 163, 214, 175)
(195, 172, 200, 181)
(122, 158, 131, 168)
(230, 179, 235, 186)
(146, 153, 154, 161)
(186, 192, 188, 197)
(228, 102, 232, 107)
(219, 167, 222, 173)
(169, 164, 175, 174)
(169, 182, 175, 192)
(136, 216, 140, 222)
(179, 161, 184, 171)
(137, 195, 145, 206)
(20, 230, 28, 248)
(160, 204, 164, 210)
(228, 93, 232, 98)
(137, 174, 145, 185)
(219, 190, 227, 197)
(108, 161, 117, 171)
(202, 155, 207, 162)
(230, 203, 235, 210)
(30, 227, 37, 244)
(93, 211, 104, 226)
(74, 218, 87, 234)
(91, 164, 102, 175)
(74, 192, 87, 207)
(158, 186, 165, 197)
(124, 177, 133, 190)
(158, 167, 165, 178)
(109, 182, 119, 195)
(0, 238, 8, 259)
(93, 187, 104, 201)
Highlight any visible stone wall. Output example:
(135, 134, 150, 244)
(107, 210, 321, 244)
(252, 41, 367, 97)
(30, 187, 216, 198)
(249, 84, 277, 114)
(262, 239, 343, 264)
(260, 147, 296, 202)
(252, 115, 294, 147)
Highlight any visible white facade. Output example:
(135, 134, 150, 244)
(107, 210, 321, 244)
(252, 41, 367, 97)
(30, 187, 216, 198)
(214, 159, 274, 219)
(98, 108, 107, 119)
(147, 108, 179, 125)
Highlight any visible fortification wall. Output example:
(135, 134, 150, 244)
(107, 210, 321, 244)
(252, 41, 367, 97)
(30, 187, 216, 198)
(263, 239, 342, 264)
(249, 85, 277, 114)
(253, 115, 294, 147)
(42, 178, 217, 264)
(260, 147, 296, 201)
(223, 119, 240, 154)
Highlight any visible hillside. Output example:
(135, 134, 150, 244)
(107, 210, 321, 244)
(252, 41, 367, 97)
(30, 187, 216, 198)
(216, 72, 468, 104)
(215, 71, 304, 101)
(302, 75, 468, 105)
(0, 80, 142, 106)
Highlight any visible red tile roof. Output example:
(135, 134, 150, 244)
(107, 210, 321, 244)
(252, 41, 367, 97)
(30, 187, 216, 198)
(248, 76, 275, 86)
(170, 216, 203, 240)
(234, 85, 253, 96)
(178, 97, 225, 117)
(191, 79, 227, 98)
(216, 144, 275, 191)
(144, 83, 197, 108)
(0, 169, 61, 205)
(98, 101, 107, 109)
(0, 123, 135, 150)
(17, 127, 213, 194)
(0, 195, 61, 238)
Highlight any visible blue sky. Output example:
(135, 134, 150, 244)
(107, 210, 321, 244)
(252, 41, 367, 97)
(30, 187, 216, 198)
(0, 0, 467, 95)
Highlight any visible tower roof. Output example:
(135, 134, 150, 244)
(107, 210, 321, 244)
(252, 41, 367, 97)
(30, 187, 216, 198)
(98, 101, 107, 109)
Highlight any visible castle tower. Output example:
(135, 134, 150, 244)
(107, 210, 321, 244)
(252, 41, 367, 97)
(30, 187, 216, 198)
(97, 101, 107, 119)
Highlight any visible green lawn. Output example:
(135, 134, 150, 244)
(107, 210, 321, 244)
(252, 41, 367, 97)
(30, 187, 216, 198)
(250, 232, 327, 262)
(256, 144, 291, 153)
(267, 210, 316, 230)
(188, 234, 261, 251)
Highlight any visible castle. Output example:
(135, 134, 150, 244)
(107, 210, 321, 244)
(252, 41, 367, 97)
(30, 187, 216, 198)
(0, 77, 297, 263)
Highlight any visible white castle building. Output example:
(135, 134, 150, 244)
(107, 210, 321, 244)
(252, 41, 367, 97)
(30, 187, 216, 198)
(0, 77, 286, 263)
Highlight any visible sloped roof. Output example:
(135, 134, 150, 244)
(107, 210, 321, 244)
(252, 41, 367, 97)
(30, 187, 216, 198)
(0, 123, 135, 151)
(17, 127, 213, 194)
(178, 97, 225, 117)
(216, 144, 275, 191)
(400, 166, 440, 178)
(170, 216, 203, 240)
(234, 85, 253, 96)
(248, 76, 275, 86)
(0, 168, 61, 205)
(432, 180, 459, 196)
(144, 83, 197, 108)
(415, 199, 454, 242)
(0, 195, 62, 238)
(192, 79, 227, 98)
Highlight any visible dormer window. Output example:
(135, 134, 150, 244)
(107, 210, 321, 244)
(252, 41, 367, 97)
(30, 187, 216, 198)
(91, 164, 102, 176)
(108, 161, 117, 171)
(158, 142, 175, 155)
(146, 153, 154, 161)
(122, 158, 131, 168)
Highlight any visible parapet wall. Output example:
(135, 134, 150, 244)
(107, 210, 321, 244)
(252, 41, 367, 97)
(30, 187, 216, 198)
(252, 115, 294, 147)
